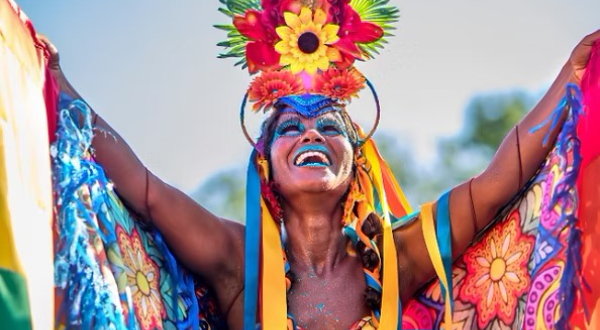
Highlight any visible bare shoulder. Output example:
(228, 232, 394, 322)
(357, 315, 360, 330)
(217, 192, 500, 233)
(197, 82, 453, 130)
(221, 217, 245, 247)
(206, 218, 246, 318)
(392, 212, 429, 302)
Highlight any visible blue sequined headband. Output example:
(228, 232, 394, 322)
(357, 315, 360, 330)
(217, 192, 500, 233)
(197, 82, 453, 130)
(240, 78, 382, 150)
(275, 94, 341, 118)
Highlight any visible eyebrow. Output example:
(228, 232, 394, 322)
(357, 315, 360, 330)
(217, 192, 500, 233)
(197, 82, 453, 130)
(276, 113, 302, 125)
(317, 115, 343, 125)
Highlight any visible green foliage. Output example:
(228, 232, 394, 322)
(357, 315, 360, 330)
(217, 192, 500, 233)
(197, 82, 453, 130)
(349, 0, 400, 59)
(191, 168, 246, 222)
(434, 90, 534, 186)
(218, 0, 261, 17)
(214, 0, 262, 69)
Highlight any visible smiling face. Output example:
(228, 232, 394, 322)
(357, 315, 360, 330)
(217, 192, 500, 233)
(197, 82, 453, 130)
(267, 110, 356, 200)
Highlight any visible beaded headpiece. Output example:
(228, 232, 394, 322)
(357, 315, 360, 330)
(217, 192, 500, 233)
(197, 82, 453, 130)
(217, 1, 410, 329)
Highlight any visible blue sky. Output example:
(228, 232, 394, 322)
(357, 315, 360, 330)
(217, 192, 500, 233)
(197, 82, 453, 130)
(17, 0, 600, 193)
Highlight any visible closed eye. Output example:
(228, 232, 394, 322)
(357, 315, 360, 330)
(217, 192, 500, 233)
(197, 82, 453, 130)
(280, 124, 301, 134)
(321, 125, 341, 134)
(316, 117, 344, 136)
(275, 119, 304, 137)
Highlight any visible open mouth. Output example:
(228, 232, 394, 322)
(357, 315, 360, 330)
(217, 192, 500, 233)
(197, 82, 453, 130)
(294, 148, 331, 167)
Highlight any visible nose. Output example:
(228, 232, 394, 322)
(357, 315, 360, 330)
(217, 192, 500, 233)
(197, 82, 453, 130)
(301, 129, 324, 144)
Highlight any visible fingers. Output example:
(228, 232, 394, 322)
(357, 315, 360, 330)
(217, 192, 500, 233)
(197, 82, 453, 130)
(580, 29, 600, 47)
(36, 34, 58, 55)
(35, 34, 60, 68)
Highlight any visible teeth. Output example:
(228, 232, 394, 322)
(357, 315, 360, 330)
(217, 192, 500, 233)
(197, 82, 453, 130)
(295, 151, 330, 166)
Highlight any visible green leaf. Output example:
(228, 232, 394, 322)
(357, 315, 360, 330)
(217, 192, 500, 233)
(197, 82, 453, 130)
(213, 24, 235, 31)
(218, 7, 233, 17)
(349, 0, 400, 59)
(215, 0, 263, 70)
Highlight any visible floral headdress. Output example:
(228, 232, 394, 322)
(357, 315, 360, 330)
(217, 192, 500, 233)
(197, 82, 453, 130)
(216, 0, 398, 112)
(217, 1, 411, 329)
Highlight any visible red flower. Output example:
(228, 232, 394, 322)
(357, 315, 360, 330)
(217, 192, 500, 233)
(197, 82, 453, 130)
(334, 51, 357, 70)
(233, 10, 280, 73)
(262, 0, 328, 18)
(248, 71, 305, 112)
(313, 67, 365, 101)
(332, 5, 384, 64)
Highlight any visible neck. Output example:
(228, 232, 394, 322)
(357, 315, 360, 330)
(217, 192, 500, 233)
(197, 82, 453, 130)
(282, 194, 348, 275)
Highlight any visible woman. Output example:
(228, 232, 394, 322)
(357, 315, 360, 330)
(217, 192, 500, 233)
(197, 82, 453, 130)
(43, 1, 599, 329)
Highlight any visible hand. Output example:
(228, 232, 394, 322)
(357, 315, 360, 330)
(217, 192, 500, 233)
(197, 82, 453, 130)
(570, 29, 600, 82)
(36, 34, 62, 74)
(36, 34, 81, 98)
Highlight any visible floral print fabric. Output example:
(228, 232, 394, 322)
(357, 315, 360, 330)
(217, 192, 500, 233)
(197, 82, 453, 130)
(402, 123, 582, 330)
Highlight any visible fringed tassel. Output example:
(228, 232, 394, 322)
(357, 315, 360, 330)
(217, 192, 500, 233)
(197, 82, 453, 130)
(52, 93, 127, 330)
(553, 85, 584, 330)
(531, 84, 585, 329)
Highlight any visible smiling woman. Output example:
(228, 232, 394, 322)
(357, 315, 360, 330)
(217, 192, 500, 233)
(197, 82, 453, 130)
(3, 1, 600, 330)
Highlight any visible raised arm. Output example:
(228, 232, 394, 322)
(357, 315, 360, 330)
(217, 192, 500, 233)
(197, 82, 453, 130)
(395, 30, 600, 302)
(41, 37, 244, 297)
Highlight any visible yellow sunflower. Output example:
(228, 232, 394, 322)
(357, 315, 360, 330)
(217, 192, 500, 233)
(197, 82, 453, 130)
(275, 7, 341, 75)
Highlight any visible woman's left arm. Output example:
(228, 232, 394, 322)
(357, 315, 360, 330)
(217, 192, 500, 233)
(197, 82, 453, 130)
(396, 30, 600, 302)
(454, 29, 600, 249)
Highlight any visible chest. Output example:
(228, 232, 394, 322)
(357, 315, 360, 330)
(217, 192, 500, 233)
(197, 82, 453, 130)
(287, 263, 369, 330)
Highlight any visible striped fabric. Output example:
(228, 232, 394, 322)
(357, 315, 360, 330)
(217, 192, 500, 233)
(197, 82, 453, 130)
(0, 0, 54, 329)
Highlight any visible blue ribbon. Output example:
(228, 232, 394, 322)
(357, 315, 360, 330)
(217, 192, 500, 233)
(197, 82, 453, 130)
(244, 151, 261, 330)
(436, 190, 454, 312)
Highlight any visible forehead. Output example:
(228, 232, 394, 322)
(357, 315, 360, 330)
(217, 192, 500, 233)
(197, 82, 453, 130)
(275, 110, 343, 125)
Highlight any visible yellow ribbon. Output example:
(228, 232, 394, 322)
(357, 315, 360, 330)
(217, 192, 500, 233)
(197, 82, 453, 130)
(421, 202, 453, 329)
(369, 140, 413, 216)
(261, 198, 288, 329)
(363, 139, 400, 329)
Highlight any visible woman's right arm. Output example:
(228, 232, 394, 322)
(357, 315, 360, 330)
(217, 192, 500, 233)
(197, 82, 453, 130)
(91, 116, 245, 283)
(42, 37, 245, 288)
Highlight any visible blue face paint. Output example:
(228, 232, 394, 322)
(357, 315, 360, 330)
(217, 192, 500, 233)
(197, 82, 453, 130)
(274, 118, 305, 140)
(316, 117, 346, 137)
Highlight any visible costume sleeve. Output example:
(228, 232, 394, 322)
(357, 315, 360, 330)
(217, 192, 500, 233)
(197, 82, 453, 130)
(401, 54, 600, 329)
(52, 92, 228, 330)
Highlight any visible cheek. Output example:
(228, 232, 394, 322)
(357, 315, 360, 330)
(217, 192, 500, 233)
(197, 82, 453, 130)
(339, 140, 354, 163)
(334, 139, 355, 175)
(269, 139, 292, 176)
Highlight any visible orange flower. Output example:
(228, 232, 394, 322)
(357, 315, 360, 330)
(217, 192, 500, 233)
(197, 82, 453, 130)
(116, 227, 165, 330)
(248, 71, 305, 112)
(460, 212, 534, 329)
(312, 67, 365, 101)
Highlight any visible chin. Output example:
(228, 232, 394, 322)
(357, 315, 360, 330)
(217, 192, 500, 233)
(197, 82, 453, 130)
(293, 173, 350, 195)
(300, 180, 338, 193)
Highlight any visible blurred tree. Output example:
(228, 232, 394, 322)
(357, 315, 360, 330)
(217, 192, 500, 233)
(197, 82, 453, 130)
(191, 90, 536, 220)
(431, 90, 535, 194)
(190, 168, 246, 222)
